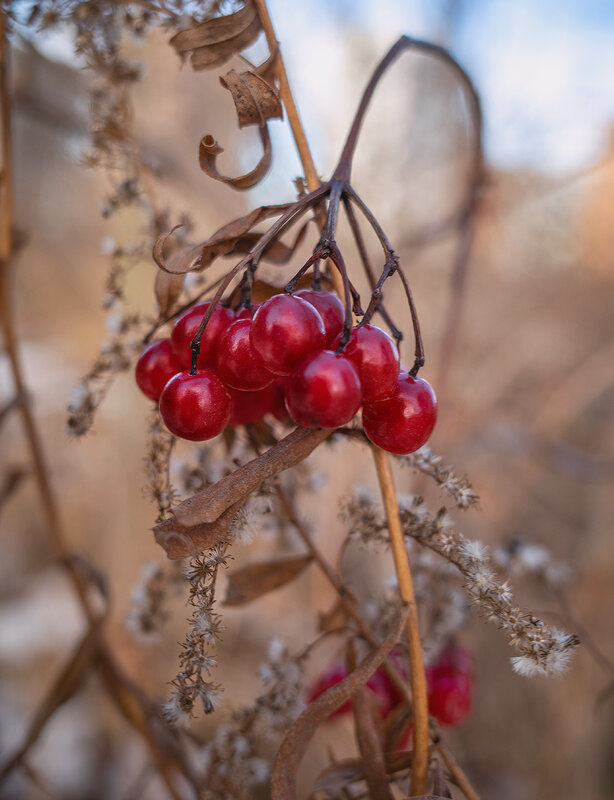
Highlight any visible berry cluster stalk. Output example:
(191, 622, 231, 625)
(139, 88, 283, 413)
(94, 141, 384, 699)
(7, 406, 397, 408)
(252, 1, 429, 793)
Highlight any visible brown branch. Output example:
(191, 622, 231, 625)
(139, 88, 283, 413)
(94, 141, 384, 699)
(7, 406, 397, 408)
(165, 425, 332, 528)
(373, 447, 429, 796)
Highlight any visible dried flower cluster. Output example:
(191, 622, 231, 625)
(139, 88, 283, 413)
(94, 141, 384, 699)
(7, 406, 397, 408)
(197, 638, 305, 800)
(342, 483, 579, 677)
(400, 445, 480, 510)
(163, 547, 230, 719)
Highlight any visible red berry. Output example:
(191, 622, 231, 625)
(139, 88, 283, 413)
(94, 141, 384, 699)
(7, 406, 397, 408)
(135, 339, 181, 400)
(335, 324, 399, 401)
(159, 370, 230, 441)
(362, 374, 437, 454)
(427, 672, 472, 726)
(295, 289, 344, 345)
(250, 294, 326, 376)
(171, 302, 235, 369)
(285, 351, 362, 428)
(216, 319, 274, 391)
(236, 302, 262, 320)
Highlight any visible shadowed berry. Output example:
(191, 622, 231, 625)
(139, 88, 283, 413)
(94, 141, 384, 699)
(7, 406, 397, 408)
(171, 302, 235, 369)
(295, 288, 344, 345)
(135, 339, 181, 400)
(335, 324, 399, 401)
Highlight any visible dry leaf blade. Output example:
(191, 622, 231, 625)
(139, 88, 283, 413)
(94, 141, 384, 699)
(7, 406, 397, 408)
(271, 606, 409, 800)
(169, 2, 261, 71)
(223, 555, 312, 606)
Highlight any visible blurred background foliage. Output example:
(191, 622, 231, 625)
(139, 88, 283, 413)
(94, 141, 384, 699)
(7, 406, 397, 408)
(1, 1, 613, 798)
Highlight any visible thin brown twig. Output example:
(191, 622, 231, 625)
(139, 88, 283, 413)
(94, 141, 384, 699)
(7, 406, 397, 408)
(0, 18, 193, 799)
(373, 447, 429, 796)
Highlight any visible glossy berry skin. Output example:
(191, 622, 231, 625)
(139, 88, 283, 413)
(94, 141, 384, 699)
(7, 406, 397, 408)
(285, 351, 362, 428)
(335, 324, 399, 401)
(159, 370, 230, 441)
(295, 289, 344, 346)
(216, 319, 274, 391)
(171, 302, 235, 369)
(362, 374, 437, 455)
(135, 339, 181, 400)
(250, 294, 326, 376)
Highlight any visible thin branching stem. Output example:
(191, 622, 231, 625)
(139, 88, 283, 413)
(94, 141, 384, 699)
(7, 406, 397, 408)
(188, 183, 330, 372)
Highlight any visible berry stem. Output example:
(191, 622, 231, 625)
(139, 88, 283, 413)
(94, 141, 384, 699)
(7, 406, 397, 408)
(249, 8, 432, 795)
(188, 183, 330, 368)
(372, 445, 429, 796)
(343, 197, 403, 346)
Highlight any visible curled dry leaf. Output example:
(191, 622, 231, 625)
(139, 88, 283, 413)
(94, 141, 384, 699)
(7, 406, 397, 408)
(154, 500, 245, 560)
(223, 555, 312, 606)
(220, 68, 283, 127)
(169, 1, 261, 71)
(270, 605, 409, 800)
(153, 204, 292, 275)
(199, 129, 272, 190)
(348, 641, 394, 800)
(154, 270, 185, 318)
(166, 426, 332, 528)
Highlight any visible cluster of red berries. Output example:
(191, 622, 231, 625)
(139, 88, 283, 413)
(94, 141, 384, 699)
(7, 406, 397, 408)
(307, 643, 473, 735)
(135, 290, 437, 453)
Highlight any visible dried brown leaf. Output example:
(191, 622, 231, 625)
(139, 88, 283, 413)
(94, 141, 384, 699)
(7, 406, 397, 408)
(169, 1, 261, 71)
(154, 501, 245, 560)
(226, 219, 311, 266)
(165, 426, 332, 529)
(271, 606, 409, 800)
(152, 205, 291, 275)
(223, 555, 312, 606)
(220, 68, 282, 127)
(383, 700, 412, 754)
(199, 129, 271, 191)
(154, 270, 185, 317)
